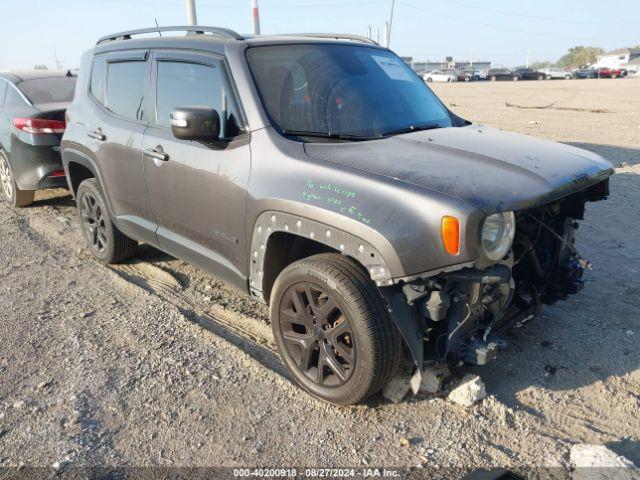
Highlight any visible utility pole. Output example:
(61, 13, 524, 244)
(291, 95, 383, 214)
(53, 47, 63, 70)
(386, 0, 396, 48)
(367, 25, 372, 40)
(526, 48, 530, 68)
(251, 0, 261, 35)
(185, 0, 197, 26)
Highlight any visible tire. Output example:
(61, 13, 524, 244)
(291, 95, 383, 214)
(426, 77, 433, 82)
(537, 75, 544, 80)
(564, 75, 571, 80)
(76, 178, 137, 264)
(546, 75, 552, 80)
(512, 76, 519, 81)
(490, 76, 496, 81)
(270, 253, 402, 405)
(0, 150, 35, 208)
(611, 74, 617, 79)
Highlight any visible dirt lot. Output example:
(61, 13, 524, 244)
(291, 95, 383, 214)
(0, 78, 638, 476)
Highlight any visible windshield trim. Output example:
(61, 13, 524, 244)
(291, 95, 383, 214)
(244, 43, 463, 142)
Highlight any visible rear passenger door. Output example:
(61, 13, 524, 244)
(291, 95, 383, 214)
(87, 50, 157, 245)
(142, 50, 250, 289)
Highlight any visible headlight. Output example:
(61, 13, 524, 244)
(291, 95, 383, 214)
(481, 211, 516, 261)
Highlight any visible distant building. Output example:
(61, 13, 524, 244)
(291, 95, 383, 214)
(593, 48, 640, 70)
(401, 56, 491, 74)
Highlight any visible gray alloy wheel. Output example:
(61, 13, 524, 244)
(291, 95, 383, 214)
(76, 178, 137, 264)
(79, 187, 109, 256)
(270, 254, 402, 405)
(0, 151, 13, 201)
(0, 150, 35, 207)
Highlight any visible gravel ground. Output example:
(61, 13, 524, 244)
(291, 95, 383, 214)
(0, 78, 638, 476)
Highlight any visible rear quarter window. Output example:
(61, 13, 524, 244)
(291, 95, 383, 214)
(0, 80, 7, 107)
(90, 56, 108, 105)
(105, 61, 148, 121)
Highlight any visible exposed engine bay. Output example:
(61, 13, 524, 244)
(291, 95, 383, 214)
(383, 179, 610, 368)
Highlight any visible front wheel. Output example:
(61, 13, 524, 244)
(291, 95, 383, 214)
(76, 178, 137, 264)
(426, 77, 433, 82)
(564, 75, 572, 80)
(0, 150, 35, 208)
(270, 254, 402, 405)
(490, 76, 496, 81)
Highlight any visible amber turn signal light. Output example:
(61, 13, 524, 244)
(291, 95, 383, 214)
(441, 216, 460, 255)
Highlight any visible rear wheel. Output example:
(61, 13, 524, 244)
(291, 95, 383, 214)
(537, 75, 544, 80)
(270, 254, 402, 405)
(564, 74, 572, 80)
(0, 150, 35, 208)
(76, 178, 137, 264)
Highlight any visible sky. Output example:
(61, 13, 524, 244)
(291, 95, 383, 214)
(0, 0, 638, 69)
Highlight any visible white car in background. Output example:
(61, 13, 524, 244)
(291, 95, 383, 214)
(543, 68, 573, 80)
(423, 70, 457, 82)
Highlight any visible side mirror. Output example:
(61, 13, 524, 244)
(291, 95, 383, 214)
(170, 106, 220, 142)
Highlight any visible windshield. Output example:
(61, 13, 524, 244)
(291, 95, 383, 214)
(246, 44, 453, 139)
(17, 77, 76, 104)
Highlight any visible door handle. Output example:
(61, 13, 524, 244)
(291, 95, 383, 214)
(144, 148, 169, 162)
(87, 129, 106, 141)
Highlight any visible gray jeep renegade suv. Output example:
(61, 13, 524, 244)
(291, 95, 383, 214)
(61, 26, 613, 404)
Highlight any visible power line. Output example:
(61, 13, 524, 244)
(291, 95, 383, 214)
(95, 0, 385, 7)
(396, 1, 594, 41)
(436, 0, 622, 26)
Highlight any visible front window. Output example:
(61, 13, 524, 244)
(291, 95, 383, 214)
(17, 77, 76, 104)
(246, 44, 453, 140)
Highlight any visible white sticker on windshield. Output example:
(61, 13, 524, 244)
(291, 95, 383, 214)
(372, 55, 413, 82)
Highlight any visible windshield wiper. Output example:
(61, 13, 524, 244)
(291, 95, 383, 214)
(282, 129, 374, 141)
(380, 123, 442, 138)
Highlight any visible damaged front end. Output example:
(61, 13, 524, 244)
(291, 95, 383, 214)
(382, 179, 610, 368)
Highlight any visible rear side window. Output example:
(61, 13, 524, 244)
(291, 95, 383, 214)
(0, 80, 7, 107)
(106, 61, 148, 121)
(155, 61, 240, 138)
(90, 56, 107, 105)
(17, 77, 76, 104)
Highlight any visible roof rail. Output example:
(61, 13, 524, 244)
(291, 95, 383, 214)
(96, 26, 243, 45)
(284, 33, 379, 46)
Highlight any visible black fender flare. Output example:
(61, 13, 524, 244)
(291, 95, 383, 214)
(249, 210, 396, 300)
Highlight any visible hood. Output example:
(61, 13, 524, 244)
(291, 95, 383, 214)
(304, 125, 614, 213)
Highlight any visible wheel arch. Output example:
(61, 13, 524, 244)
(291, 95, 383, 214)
(249, 211, 399, 304)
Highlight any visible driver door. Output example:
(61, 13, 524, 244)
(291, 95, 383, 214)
(142, 50, 250, 289)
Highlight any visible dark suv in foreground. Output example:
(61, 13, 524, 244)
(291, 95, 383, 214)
(0, 70, 76, 206)
(62, 26, 613, 404)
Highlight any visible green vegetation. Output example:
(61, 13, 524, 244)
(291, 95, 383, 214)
(556, 46, 605, 68)
(524, 46, 606, 70)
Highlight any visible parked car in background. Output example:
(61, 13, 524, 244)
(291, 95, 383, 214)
(514, 68, 545, 80)
(471, 69, 488, 81)
(598, 67, 625, 78)
(487, 68, 518, 81)
(453, 69, 473, 82)
(543, 68, 573, 80)
(573, 68, 598, 79)
(423, 70, 456, 82)
(0, 70, 76, 207)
